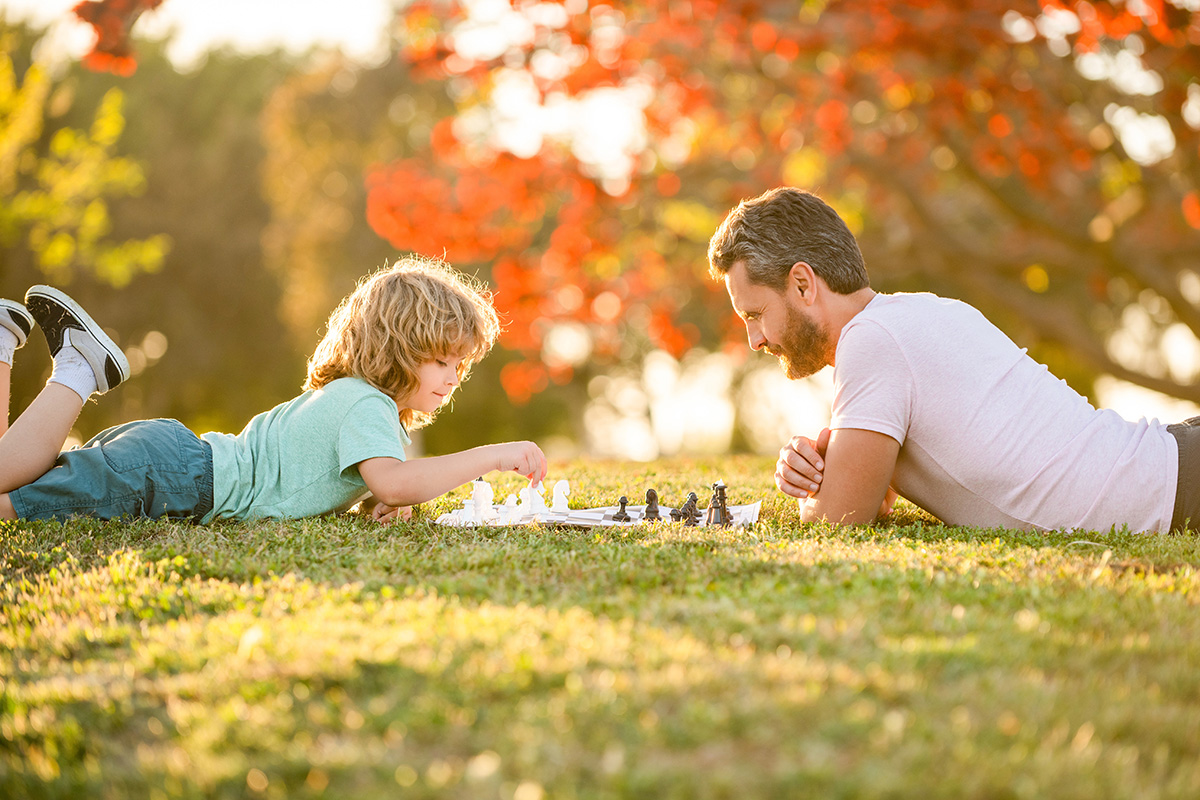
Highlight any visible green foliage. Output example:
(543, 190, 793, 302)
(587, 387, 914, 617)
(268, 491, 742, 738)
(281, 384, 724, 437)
(0, 36, 168, 287)
(4, 457, 1200, 798)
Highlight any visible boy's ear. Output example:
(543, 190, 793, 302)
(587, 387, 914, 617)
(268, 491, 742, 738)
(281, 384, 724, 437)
(789, 261, 817, 305)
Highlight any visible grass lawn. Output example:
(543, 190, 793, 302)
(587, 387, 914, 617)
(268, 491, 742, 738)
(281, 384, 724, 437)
(4, 454, 1200, 799)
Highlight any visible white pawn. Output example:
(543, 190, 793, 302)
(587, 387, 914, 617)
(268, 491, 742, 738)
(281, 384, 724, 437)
(551, 480, 571, 513)
(459, 496, 475, 526)
(501, 494, 518, 524)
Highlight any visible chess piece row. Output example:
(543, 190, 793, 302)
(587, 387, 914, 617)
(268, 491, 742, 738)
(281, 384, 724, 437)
(454, 477, 733, 527)
(457, 477, 572, 526)
(610, 481, 731, 527)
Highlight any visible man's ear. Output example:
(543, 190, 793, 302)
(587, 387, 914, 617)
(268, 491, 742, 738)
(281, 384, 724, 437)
(789, 261, 817, 305)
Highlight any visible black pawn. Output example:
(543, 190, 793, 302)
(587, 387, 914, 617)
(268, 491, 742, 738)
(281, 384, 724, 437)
(644, 488, 660, 521)
(612, 495, 631, 522)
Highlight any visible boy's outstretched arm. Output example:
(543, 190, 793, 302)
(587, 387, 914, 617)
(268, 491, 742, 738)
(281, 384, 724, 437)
(356, 441, 547, 509)
(798, 428, 900, 525)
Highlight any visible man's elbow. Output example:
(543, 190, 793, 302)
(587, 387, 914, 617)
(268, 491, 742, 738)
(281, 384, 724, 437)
(798, 499, 879, 526)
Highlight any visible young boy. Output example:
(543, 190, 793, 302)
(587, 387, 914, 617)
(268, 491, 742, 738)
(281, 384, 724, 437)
(0, 257, 546, 524)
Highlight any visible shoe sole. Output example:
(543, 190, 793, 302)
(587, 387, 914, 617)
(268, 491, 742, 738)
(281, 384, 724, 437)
(0, 299, 33, 348)
(24, 286, 130, 393)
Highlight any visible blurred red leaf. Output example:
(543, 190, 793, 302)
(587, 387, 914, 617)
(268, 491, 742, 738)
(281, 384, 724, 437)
(1183, 192, 1200, 230)
(72, 0, 163, 75)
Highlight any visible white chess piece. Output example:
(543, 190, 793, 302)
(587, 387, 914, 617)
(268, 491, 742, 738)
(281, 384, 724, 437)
(518, 486, 540, 521)
(459, 496, 475, 526)
(472, 478, 496, 523)
(551, 480, 570, 513)
(531, 481, 549, 514)
(501, 494, 518, 524)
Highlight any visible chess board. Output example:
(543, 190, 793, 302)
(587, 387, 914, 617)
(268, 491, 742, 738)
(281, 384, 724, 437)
(435, 501, 762, 529)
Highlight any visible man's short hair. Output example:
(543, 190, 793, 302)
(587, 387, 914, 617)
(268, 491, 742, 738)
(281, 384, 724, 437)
(707, 187, 869, 293)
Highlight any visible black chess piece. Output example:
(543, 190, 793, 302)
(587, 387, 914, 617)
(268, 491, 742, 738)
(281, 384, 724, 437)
(644, 488, 660, 521)
(669, 492, 690, 522)
(612, 495, 631, 522)
(682, 491, 701, 526)
(705, 481, 731, 527)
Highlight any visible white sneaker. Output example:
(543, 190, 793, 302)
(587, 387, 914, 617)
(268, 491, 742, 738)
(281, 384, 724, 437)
(0, 299, 34, 349)
(24, 286, 130, 394)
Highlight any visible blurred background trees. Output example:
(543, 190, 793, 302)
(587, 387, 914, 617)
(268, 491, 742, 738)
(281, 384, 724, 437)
(382, 0, 1200, 408)
(0, 20, 300, 442)
(3, 0, 1200, 458)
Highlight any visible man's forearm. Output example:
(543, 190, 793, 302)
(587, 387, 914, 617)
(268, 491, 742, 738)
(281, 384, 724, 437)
(793, 429, 901, 526)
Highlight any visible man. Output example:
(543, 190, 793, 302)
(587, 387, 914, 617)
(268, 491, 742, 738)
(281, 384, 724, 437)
(708, 186, 1199, 532)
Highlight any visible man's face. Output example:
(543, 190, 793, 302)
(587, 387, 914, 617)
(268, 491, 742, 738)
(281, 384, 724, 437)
(724, 261, 831, 379)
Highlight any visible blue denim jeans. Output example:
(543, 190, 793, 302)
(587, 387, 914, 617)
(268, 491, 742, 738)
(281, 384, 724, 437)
(9, 419, 214, 523)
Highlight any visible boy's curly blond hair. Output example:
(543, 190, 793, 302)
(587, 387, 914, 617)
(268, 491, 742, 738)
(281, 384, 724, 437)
(305, 255, 501, 430)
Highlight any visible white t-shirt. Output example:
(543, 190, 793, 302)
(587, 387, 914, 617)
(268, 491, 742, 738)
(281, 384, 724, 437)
(830, 293, 1177, 533)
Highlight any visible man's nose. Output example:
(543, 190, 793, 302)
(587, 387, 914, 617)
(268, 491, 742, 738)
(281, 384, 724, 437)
(747, 321, 767, 351)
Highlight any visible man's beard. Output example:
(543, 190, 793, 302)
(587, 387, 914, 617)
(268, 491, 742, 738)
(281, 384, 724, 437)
(768, 302, 830, 380)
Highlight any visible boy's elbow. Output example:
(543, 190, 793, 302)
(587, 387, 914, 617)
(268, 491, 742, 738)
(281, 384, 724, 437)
(369, 479, 415, 509)
(372, 489, 407, 508)
(359, 459, 412, 508)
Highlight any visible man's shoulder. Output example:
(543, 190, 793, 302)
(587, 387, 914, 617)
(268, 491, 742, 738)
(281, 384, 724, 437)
(846, 292, 984, 338)
(859, 291, 970, 316)
(837, 292, 995, 369)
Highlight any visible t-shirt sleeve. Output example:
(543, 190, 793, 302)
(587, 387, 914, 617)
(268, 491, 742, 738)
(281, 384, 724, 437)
(336, 394, 411, 476)
(830, 319, 914, 446)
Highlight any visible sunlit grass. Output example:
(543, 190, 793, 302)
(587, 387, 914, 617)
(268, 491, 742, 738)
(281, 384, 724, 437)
(4, 455, 1200, 798)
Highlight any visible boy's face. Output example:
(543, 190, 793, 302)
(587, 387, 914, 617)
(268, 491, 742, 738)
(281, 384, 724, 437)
(401, 355, 464, 413)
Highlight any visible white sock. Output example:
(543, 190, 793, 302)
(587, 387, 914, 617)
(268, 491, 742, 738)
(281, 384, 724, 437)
(0, 327, 18, 366)
(48, 335, 98, 402)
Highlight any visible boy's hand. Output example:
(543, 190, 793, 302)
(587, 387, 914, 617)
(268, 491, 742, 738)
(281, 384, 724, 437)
(494, 441, 548, 484)
(775, 427, 830, 500)
(372, 502, 413, 524)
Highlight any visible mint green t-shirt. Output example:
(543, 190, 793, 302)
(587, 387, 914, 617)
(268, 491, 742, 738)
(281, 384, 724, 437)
(200, 377, 411, 523)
